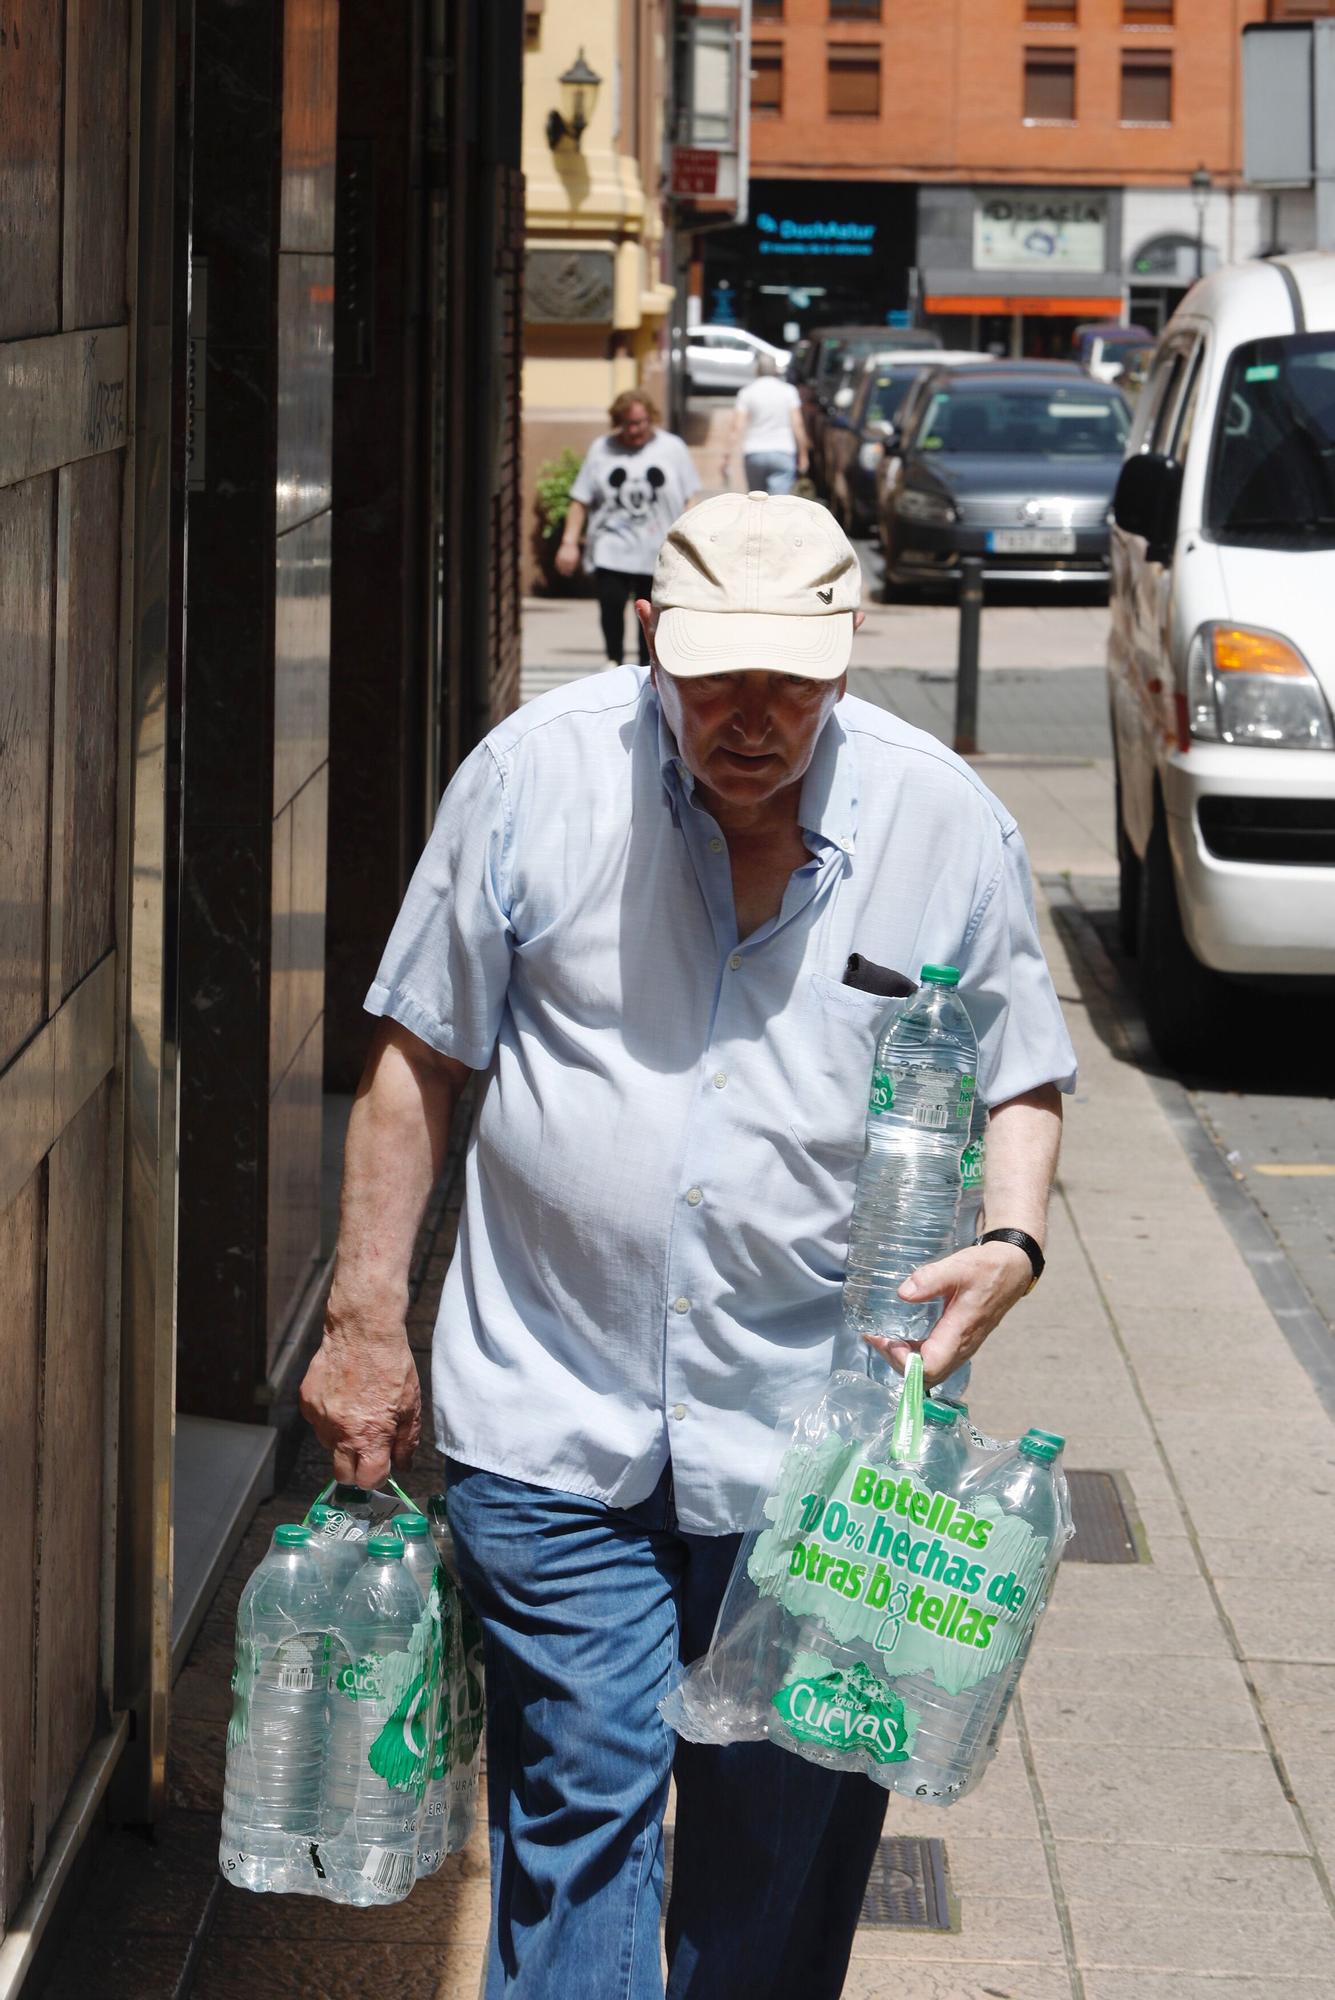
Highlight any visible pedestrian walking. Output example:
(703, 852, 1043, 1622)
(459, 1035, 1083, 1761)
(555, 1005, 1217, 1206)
(722, 354, 809, 495)
(301, 490, 1076, 2000)
(555, 390, 700, 668)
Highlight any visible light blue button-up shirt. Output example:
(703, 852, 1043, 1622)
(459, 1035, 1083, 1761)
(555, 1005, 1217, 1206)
(367, 668, 1076, 1532)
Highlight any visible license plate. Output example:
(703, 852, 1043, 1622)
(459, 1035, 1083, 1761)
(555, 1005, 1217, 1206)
(985, 529, 1077, 554)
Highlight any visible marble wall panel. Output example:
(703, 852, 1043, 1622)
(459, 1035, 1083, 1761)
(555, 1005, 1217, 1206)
(266, 1015, 323, 1366)
(287, 764, 328, 1074)
(39, 1081, 108, 1842)
(0, 1, 62, 340)
(269, 795, 294, 1086)
(0, 475, 54, 1069)
(57, 453, 121, 997)
(281, 0, 338, 255)
(63, 0, 130, 327)
(273, 507, 331, 812)
(275, 255, 334, 536)
(0, 1171, 41, 1922)
(175, 825, 266, 1420)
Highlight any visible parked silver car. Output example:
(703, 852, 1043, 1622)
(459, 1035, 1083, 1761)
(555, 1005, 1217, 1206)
(686, 325, 791, 392)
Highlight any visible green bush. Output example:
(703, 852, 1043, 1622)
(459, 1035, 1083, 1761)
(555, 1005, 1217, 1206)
(535, 448, 584, 536)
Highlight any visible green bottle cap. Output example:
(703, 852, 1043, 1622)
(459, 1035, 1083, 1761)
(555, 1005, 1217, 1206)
(1019, 1435, 1060, 1463)
(307, 1504, 332, 1525)
(395, 1512, 431, 1537)
(922, 1399, 959, 1426)
(275, 1524, 312, 1547)
(919, 964, 961, 986)
(368, 1532, 406, 1560)
(1025, 1428, 1066, 1451)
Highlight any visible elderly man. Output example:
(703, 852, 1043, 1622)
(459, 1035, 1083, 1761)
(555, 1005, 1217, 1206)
(302, 492, 1075, 1999)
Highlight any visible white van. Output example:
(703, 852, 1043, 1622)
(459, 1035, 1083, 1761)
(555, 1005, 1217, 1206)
(1107, 253, 1335, 1065)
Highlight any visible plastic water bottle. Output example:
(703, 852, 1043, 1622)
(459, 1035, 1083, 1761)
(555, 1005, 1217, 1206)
(957, 1096, 987, 1248)
(307, 1502, 368, 1597)
(220, 1524, 333, 1893)
(844, 966, 979, 1345)
(392, 1514, 449, 1878)
(426, 1492, 485, 1857)
(888, 1433, 1068, 1805)
(321, 1531, 430, 1904)
(977, 1431, 1070, 1760)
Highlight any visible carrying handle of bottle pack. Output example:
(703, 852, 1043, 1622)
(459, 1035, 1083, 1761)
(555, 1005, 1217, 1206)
(890, 1352, 925, 1465)
(302, 1475, 421, 1526)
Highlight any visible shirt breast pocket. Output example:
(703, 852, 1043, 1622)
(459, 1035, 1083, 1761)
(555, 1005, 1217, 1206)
(790, 974, 903, 1192)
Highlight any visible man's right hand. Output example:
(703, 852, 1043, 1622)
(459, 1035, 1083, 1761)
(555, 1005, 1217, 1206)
(554, 540, 581, 578)
(299, 1299, 422, 1489)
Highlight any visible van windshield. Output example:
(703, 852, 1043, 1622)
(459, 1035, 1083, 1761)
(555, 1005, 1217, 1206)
(1207, 334, 1335, 546)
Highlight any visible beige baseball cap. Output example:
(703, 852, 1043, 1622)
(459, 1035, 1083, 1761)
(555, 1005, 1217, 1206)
(651, 491, 861, 680)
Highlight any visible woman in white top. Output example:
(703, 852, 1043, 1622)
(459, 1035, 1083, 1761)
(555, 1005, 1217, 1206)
(722, 356, 809, 495)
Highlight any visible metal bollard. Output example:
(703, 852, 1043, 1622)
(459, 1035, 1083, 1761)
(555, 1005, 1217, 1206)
(954, 556, 983, 755)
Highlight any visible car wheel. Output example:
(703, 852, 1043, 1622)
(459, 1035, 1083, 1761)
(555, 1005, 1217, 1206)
(1114, 770, 1140, 958)
(1136, 811, 1235, 1072)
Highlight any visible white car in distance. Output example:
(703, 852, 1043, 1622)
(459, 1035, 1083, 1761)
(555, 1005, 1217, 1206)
(686, 325, 792, 392)
(1108, 253, 1335, 1067)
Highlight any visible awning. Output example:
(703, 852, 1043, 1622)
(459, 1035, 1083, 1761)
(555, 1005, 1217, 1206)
(923, 294, 1125, 317)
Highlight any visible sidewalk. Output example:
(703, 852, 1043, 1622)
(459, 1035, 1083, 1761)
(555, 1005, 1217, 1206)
(36, 655, 1335, 1998)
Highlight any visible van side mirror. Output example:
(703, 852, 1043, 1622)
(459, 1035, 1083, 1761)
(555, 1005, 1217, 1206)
(1112, 451, 1183, 563)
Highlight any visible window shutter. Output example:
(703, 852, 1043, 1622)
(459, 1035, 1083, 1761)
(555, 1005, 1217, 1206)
(1121, 52, 1172, 122)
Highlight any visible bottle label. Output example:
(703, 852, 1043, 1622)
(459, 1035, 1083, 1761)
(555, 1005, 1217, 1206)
(869, 1069, 893, 1116)
(274, 1637, 321, 1693)
(749, 1447, 1052, 1697)
(771, 1655, 912, 1764)
(960, 1138, 985, 1189)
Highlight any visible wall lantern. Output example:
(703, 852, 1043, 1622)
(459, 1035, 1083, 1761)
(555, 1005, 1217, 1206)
(547, 48, 602, 152)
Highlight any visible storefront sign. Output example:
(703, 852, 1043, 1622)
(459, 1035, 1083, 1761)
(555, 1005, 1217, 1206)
(972, 193, 1107, 275)
(754, 211, 877, 259)
(672, 147, 720, 197)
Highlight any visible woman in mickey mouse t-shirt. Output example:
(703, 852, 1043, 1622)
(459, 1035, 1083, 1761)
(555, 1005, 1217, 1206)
(556, 391, 700, 668)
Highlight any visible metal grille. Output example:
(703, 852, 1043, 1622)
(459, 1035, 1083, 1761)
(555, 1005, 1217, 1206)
(660, 1828, 952, 1931)
(1063, 1469, 1142, 1563)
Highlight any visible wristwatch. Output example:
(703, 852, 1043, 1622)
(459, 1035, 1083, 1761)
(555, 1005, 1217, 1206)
(975, 1227, 1045, 1294)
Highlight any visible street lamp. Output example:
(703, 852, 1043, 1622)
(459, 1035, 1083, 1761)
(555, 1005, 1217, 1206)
(1191, 165, 1213, 282)
(546, 49, 602, 152)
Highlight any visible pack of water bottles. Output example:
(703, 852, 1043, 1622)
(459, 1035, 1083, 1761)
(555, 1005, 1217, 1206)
(660, 1359, 1072, 1803)
(219, 1481, 485, 1903)
(661, 961, 1072, 1802)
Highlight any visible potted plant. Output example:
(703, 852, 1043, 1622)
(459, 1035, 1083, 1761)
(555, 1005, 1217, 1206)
(533, 447, 589, 594)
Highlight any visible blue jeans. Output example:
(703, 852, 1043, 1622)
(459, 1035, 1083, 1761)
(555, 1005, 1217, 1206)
(446, 1458, 887, 2000)
(743, 451, 797, 496)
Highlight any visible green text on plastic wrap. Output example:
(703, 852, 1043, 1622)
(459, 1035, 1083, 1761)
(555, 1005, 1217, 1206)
(749, 1445, 1051, 1696)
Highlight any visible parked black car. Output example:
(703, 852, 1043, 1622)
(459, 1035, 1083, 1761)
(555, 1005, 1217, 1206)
(876, 361, 1131, 595)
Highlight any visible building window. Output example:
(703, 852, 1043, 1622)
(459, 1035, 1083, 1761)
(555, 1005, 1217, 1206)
(829, 0, 882, 17)
(751, 44, 783, 116)
(1121, 50, 1172, 123)
(1026, 0, 1078, 22)
(1123, 1, 1173, 23)
(1023, 48, 1076, 122)
(753, 0, 784, 17)
(827, 47, 881, 117)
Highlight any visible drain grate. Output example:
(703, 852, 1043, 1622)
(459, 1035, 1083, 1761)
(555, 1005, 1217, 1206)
(660, 1827, 951, 1931)
(859, 1834, 952, 1929)
(1063, 1469, 1141, 1563)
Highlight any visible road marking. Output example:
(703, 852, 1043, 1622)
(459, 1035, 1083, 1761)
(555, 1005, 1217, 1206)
(1251, 1163, 1335, 1178)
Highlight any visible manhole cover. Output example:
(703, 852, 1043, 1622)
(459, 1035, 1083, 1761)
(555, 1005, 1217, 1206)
(660, 1828, 951, 1931)
(1063, 1469, 1141, 1563)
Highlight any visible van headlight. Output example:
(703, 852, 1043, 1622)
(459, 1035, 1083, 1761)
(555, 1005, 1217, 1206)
(1186, 624, 1335, 749)
(896, 488, 958, 526)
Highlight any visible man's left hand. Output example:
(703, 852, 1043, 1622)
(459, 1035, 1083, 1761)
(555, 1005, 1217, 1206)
(862, 1240, 1034, 1389)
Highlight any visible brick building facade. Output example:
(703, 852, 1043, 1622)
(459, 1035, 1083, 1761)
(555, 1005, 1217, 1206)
(707, 0, 1280, 352)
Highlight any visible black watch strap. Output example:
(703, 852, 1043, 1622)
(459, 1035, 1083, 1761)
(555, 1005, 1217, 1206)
(976, 1227, 1045, 1291)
